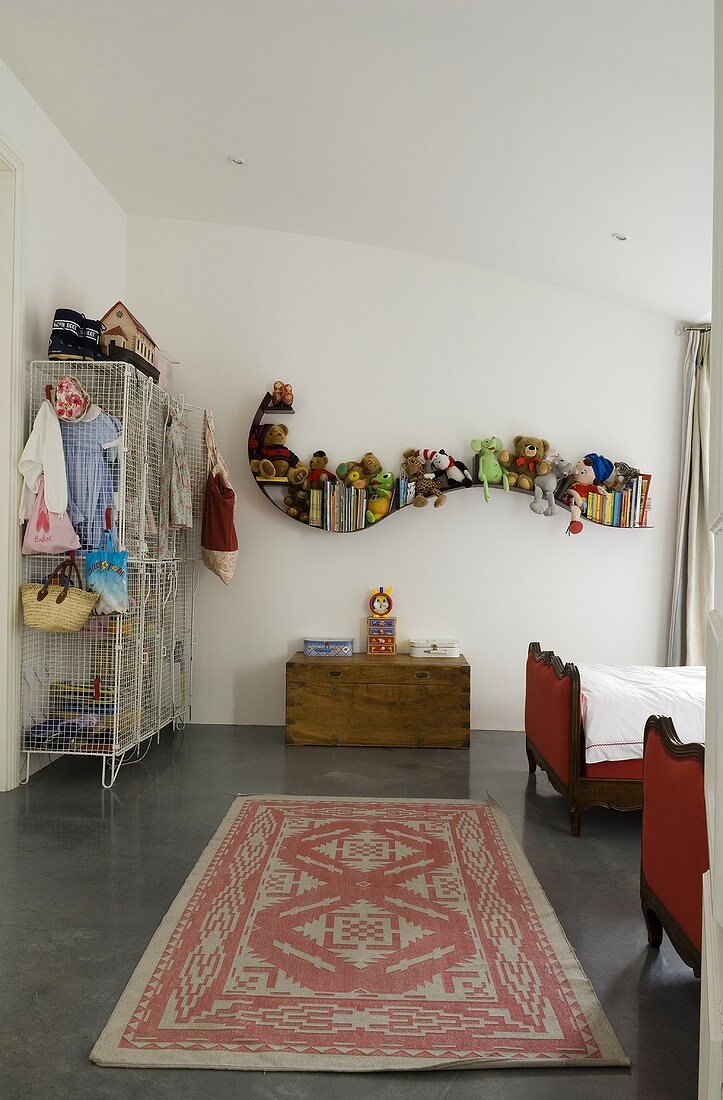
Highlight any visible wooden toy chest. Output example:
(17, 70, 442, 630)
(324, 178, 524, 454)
(285, 651, 470, 748)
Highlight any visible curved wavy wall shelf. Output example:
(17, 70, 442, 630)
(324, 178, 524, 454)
(247, 393, 652, 534)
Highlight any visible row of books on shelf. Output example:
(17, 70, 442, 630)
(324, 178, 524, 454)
(397, 474, 416, 508)
(585, 474, 651, 527)
(308, 471, 420, 532)
(309, 482, 368, 532)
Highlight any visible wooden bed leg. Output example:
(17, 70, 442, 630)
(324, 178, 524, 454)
(525, 743, 537, 773)
(569, 808, 582, 837)
(642, 903, 663, 950)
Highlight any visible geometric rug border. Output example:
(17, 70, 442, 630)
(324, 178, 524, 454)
(90, 794, 629, 1072)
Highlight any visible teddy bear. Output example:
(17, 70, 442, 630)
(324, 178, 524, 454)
(249, 422, 308, 481)
(499, 436, 551, 490)
(335, 461, 368, 489)
(565, 453, 614, 534)
(366, 471, 395, 524)
(307, 450, 336, 486)
(360, 452, 382, 480)
(336, 453, 382, 487)
(284, 485, 310, 523)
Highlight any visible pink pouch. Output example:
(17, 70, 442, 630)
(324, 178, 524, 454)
(22, 475, 81, 555)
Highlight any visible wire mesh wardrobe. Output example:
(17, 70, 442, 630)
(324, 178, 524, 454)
(20, 361, 208, 787)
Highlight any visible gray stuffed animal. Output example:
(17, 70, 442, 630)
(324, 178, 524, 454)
(530, 456, 574, 517)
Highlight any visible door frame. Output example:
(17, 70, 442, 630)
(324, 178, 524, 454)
(0, 134, 24, 792)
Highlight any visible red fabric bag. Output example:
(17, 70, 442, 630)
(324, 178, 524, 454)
(201, 412, 238, 584)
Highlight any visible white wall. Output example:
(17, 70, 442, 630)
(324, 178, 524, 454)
(127, 215, 682, 730)
(0, 58, 126, 357)
(0, 58, 126, 786)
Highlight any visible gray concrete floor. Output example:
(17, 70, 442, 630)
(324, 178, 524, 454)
(0, 727, 700, 1100)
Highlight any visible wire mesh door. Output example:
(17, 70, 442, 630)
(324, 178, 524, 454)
(26, 361, 152, 558)
(138, 563, 162, 744)
(20, 556, 145, 763)
(172, 562, 195, 725)
(156, 561, 177, 731)
(145, 389, 206, 561)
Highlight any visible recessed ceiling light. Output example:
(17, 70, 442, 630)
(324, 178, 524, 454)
(611, 232, 629, 242)
(227, 155, 245, 166)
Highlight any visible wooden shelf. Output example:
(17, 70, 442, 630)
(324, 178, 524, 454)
(259, 392, 295, 415)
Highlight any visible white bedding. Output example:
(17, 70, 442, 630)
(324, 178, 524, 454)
(577, 663, 706, 764)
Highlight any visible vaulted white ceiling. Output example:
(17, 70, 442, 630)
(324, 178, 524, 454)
(0, 0, 713, 317)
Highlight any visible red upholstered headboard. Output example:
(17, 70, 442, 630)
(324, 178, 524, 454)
(525, 643, 580, 786)
(642, 717, 708, 953)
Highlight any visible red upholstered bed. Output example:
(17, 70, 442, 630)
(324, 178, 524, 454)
(641, 716, 708, 976)
(524, 642, 643, 836)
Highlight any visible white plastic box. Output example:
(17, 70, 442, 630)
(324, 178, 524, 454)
(409, 638, 460, 658)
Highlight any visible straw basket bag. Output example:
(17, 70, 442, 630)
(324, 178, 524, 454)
(21, 557, 99, 633)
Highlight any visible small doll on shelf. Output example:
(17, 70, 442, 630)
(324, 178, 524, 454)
(271, 380, 294, 408)
(565, 453, 614, 535)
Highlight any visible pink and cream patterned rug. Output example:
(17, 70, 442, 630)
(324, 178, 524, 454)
(91, 795, 627, 1072)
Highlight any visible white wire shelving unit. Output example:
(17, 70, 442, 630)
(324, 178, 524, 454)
(19, 361, 205, 788)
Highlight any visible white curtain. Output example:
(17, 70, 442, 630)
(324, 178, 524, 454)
(668, 328, 713, 665)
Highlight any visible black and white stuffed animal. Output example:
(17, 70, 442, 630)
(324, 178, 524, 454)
(418, 448, 473, 487)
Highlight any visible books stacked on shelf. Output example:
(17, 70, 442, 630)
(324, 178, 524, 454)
(309, 481, 368, 532)
(398, 474, 416, 507)
(586, 474, 652, 527)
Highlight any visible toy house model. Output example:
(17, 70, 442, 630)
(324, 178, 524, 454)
(100, 301, 157, 367)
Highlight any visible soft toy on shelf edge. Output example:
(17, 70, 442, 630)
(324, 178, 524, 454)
(360, 452, 383, 480)
(307, 451, 336, 485)
(402, 449, 445, 508)
(336, 461, 368, 489)
(284, 485, 310, 523)
(606, 460, 641, 491)
(565, 453, 614, 535)
(249, 422, 308, 481)
(499, 436, 551, 490)
(470, 437, 510, 502)
(366, 472, 395, 524)
(530, 455, 574, 517)
(418, 448, 472, 487)
(336, 453, 383, 488)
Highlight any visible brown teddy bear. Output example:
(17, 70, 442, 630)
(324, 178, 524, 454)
(307, 450, 336, 486)
(360, 452, 382, 480)
(249, 423, 308, 481)
(284, 485, 310, 523)
(335, 453, 382, 489)
(499, 436, 551, 491)
(335, 461, 368, 488)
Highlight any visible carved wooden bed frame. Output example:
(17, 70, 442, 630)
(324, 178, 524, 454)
(641, 715, 707, 977)
(524, 641, 643, 837)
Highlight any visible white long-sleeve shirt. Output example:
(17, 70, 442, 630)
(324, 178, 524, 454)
(18, 400, 68, 518)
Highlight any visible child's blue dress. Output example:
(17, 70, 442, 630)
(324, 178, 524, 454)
(60, 410, 122, 551)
